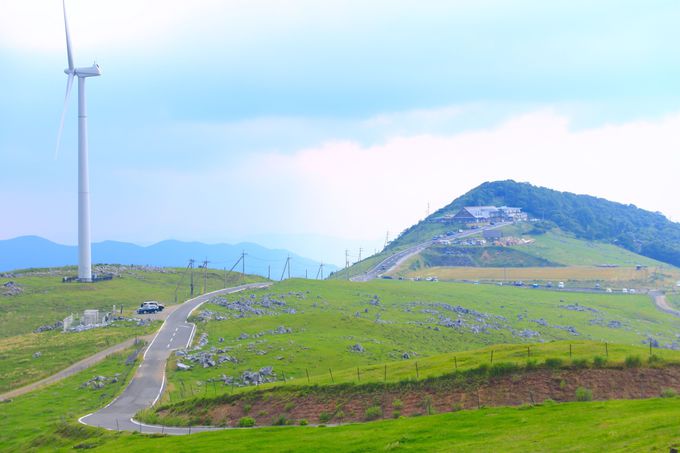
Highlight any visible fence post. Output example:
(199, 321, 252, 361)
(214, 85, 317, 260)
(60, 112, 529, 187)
(415, 362, 419, 379)
(527, 346, 530, 358)
(454, 356, 458, 371)
(306, 368, 310, 384)
(605, 342, 608, 358)
(329, 368, 334, 383)
(384, 364, 387, 382)
(650, 339, 653, 357)
(357, 367, 360, 382)
(490, 350, 494, 365)
(282, 371, 286, 383)
(569, 344, 572, 358)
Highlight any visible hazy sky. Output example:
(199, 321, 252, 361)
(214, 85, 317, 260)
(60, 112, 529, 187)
(1, 1, 680, 265)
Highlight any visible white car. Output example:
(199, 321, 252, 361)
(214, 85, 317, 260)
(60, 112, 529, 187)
(606, 288, 613, 293)
(622, 288, 628, 294)
(557, 282, 565, 289)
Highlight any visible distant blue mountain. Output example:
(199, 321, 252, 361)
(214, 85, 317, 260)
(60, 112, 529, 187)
(0, 236, 337, 279)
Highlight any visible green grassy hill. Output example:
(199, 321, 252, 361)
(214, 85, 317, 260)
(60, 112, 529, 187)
(389, 180, 680, 268)
(160, 279, 680, 404)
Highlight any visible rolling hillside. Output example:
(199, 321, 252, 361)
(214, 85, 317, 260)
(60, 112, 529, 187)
(388, 180, 680, 268)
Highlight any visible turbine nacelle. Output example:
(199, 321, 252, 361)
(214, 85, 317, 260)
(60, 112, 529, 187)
(64, 63, 102, 78)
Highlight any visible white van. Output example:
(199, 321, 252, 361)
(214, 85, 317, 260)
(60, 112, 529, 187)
(558, 282, 565, 289)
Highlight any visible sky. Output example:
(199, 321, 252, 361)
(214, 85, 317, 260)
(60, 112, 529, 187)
(1, 0, 680, 266)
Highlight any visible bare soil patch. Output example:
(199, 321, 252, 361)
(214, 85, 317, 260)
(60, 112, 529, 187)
(158, 366, 680, 427)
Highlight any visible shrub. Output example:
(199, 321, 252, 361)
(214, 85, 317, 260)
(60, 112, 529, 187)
(284, 402, 295, 412)
(365, 405, 383, 421)
(422, 396, 435, 415)
(649, 355, 663, 365)
(392, 410, 401, 419)
(661, 388, 678, 398)
(272, 415, 287, 426)
(490, 362, 520, 377)
(625, 355, 642, 368)
(242, 403, 252, 415)
(592, 356, 607, 368)
(237, 417, 255, 428)
(559, 379, 567, 390)
(544, 358, 563, 369)
(575, 387, 593, 402)
(451, 403, 463, 412)
(299, 419, 308, 426)
(318, 412, 332, 423)
(525, 359, 538, 371)
(392, 399, 403, 410)
(335, 410, 345, 420)
(257, 410, 268, 417)
(571, 358, 588, 369)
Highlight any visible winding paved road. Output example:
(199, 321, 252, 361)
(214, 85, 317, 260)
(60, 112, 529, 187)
(79, 282, 271, 434)
(351, 222, 511, 282)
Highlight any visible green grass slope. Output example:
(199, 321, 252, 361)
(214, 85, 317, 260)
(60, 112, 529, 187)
(92, 398, 680, 452)
(162, 279, 680, 403)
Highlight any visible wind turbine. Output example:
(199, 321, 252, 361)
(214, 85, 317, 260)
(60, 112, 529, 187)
(56, 0, 102, 282)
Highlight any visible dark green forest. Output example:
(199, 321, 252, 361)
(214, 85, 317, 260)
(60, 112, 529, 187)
(391, 180, 680, 267)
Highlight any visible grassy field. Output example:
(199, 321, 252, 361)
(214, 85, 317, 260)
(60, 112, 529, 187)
(0, 323, 157, 393)
(0, 265, 264, 338)
(397, 265, 680, 288)
(74, 397, 680, 452)
(506, 226, 665, 267)
(0, 344, 142, 452)
(0, 267, 265, 393)
(160, 279, 680, 403)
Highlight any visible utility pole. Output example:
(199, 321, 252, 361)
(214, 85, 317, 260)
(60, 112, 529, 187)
(280, 256, 291, 281)
(189, 259, 195, 297)
(384, 231, 389, 248)
(202, 258, 209, 294)
(174, 260, 192, 303)
(316, 262, 324, 280)
(358, 247, 362, 262)
(345, 249, 350, 280)
(305, 269, 308, 279)
(267, 265, 271, 280)
(427, 202, 430, 218)
(241, 250, 246, 280)
(223, 267, 227, 288)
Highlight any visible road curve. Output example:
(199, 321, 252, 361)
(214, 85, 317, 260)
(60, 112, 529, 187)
(650, 290, 680, 317)
(351, 222, 511, 282)
(79, 282, 271, 434)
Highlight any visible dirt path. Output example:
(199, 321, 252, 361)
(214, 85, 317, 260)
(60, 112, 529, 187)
(650, 291, 680, 317)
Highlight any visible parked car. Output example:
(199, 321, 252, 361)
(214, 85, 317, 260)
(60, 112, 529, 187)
(557, 282, 565, 289)
(137, 301, 164, 314)
(622, 288, 628, 294)
(606, 288, 613, 293)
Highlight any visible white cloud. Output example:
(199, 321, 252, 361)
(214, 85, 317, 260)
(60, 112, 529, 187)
(96, 109, 680, 244)
(5, 107, 680, 265)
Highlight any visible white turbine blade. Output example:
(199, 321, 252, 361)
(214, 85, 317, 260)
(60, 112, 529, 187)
(63, 0, 74, 70)
(55, 73, 74, 159)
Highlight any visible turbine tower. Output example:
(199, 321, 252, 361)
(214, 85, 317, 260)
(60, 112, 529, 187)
(56, 0, 101, 282)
